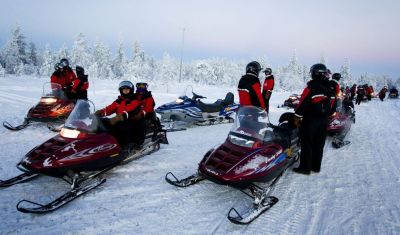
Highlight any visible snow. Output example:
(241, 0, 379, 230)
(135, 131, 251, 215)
(1, 76, 400, 234)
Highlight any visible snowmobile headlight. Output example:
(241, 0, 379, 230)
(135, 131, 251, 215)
(60, 128, 81, 138)
(40, 97, 57, 104)
(175, 98, 184, 104)
(332, 119, 342, 126)
(289, 97, 296, 100)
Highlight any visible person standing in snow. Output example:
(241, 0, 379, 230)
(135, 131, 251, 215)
(329, 73, 341, 114)
(293, 63, 332, 175)
(238, 61, 265, 109)
(350, 84, 357, 101)
(355, 85, 365, 105)
(378, 86, 388, 101)
(262, 67, 274, 113)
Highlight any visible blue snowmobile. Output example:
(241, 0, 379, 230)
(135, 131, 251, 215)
(156, 87, 240, 131)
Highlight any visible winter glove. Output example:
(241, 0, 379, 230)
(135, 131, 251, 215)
(293, 116, 302, 128)
(110, 114, 124, 125)
(94, 110, 103, 117)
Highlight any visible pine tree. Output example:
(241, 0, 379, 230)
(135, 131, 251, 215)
(1, 26, 28, 74)
(112, 40, 127, 78)
(71, 33, 92, 69)
(91, 40, 113, 79)
(58, 44, 69, 61)
(39, 44, 55, 77)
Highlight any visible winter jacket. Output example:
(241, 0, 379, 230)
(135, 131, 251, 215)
(238, 73, 265, 109)
(295, 79, 332, 119)
(98, 96, 141, 120)
(72, 74, 89, 93)
(51, 70, 72, 90)
(262, 75, 275, 93)
(134, 91, 155, 118)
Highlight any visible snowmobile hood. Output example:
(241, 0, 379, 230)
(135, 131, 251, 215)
(199, 140, 286, 186)
(20, 133, 120, 173)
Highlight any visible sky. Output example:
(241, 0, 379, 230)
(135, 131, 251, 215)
(0, 0, 399, 78)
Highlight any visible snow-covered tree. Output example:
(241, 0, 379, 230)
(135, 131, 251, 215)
(90, 40, 114, 79)
(39, 44, 55, 77)
(1, 26, 28, 74)
(112, 40, 127, 78)
(71, 33, 92, 69)
(57, 44, 69, 61)
(340, 59, 351, 86)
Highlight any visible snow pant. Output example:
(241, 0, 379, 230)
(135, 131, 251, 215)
(264, 91, 272, 113)
(111, 120, 136, 148)
(367, 94, 372, 101)
(355, 94, 363, 105)
(379, 95, 385, 101)
(350, 93, 356, 101)
(133, 118, 146, 146)
(298, 117, 328, 172)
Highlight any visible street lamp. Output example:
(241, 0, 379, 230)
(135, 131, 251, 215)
(178, 27, 188, 83)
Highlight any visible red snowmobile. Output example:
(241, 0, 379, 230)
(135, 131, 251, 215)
(278, 94, 301, 109)
(165, 106, 300, 224)
(0, 100, 168, 213)
(327, 99, 355, 148)
(3, 83, 75, 131)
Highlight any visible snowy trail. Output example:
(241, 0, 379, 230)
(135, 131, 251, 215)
(1, 77, 400, 234)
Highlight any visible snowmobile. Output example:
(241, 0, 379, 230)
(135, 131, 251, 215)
(156, 86, 239, 131)
(327, 100, 355, 148)
(3, 83, 75, 131)
(278, 94, 301, 109)
(0, 100, 168, 213)
(389, 88, 399, 99)
(165, 106, 300, 224)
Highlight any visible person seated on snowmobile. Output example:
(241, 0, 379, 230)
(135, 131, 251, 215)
(51, 63, 72, 97)
(59, 58, 77, 98)
(94, 81, 144, 149)
(329, 73, 341, 115)
(342, 94, 355, 116)
(134, 82, 155, 120)
(70, 66, 89, 100)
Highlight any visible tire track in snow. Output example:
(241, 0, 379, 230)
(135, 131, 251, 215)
(0, 91, 37, 104)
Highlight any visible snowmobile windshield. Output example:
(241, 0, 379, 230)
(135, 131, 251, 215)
(63, 100, 98, 133)
(42, 83, 68, 100)
(228, 106, 276, 148)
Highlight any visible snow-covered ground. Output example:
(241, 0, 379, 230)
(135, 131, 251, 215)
(0, 76, 399, 235)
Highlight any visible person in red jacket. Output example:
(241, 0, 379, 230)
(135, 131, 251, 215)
(70, 66, 89, 100)
(293, 63, 332, 175)
(51, 63, 72, 92)
(133, 82, 155, 119)
(95, 81, 143, 149)
(378, 86, 388, 101)
(262, 67, 274, 113)
(60, 58, 77, 87)
(329, 73, 341, 114)
(238, 61, 265, 109)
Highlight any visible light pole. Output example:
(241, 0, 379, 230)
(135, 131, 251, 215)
(178, 27, 188, 83)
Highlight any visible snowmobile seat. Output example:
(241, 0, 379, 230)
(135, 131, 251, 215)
(197, 92, 234, 113)
(272, 112, 299, 149)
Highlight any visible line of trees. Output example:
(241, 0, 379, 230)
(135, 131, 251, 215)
(1, 26, 398, 91)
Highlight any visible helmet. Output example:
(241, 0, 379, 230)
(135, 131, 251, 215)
(75, 66, 85, 76)
(136, 82, 148, 93)
(246, 61, 262, 76)
(118, 80, 134, 97)
(332, 73, 341, 81)
(310, 63, 328, 80)
(60, 58, 69, 67)
(54, 63, 62, 70)
(264, 68, 272, 75)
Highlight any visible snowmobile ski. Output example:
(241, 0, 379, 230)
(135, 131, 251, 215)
(227, 196, 279, 225)
(0, 172, 39, 188)
(332, 138, 351, 148)
(3, 119, 30, 131)
(16, 178, 106, 214)
(165, 172, 205, 187)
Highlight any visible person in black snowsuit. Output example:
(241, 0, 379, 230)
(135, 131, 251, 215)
(355, 85, 365, 105)
(350, 84, 357, 101)
(293, 63, 332, 175)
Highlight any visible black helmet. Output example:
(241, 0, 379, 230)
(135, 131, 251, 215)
(118, 80, 134, 97)
(332, 73, 341, 81)
(310, 63, 328, 80)
(136, 82, 148, 93)
(264, 68, 272, 75)
(60, 58, 69, 67)
(246, 61, 262, 76)
(75, 66, 85, 76)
